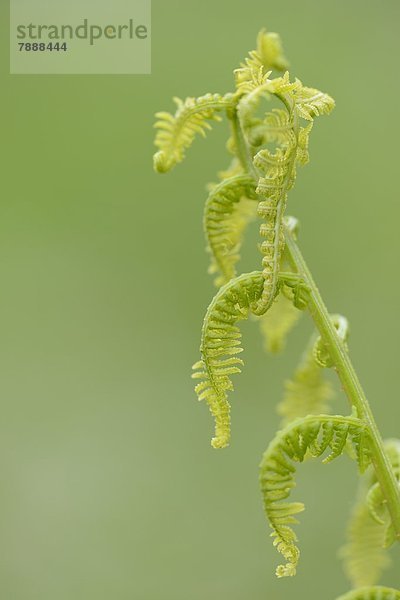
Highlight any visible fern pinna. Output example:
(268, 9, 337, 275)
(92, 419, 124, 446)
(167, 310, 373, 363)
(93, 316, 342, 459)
(153, 29, 400, 598)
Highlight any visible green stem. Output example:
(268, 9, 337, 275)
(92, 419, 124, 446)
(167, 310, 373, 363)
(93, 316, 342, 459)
(284, 225, 400, 540)
(229, 108, 258, 178)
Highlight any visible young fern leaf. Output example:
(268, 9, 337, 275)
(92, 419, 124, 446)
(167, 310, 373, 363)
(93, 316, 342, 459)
(336, 587, 400, 600)
(153, 93, 234, 173)
(259, 414, 371, 578)
(251, 141, 297, 316)
(235, 28, 289, 87)
(294, 83, 336, 121)
(192, 271, 264, 448)
(236, 74, 333, 316)
(340, 440, 400, 589)
(204, 174, 258, 286)
(340, 487, 391, 588)
(277, 335, 334, 426)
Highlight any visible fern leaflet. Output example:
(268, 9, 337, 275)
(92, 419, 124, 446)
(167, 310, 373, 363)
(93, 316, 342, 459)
(192, 271, 264, 448)
(259, 414, 371, 577)
(153, 93, 233, 173)
(340, 440, 400, 589)
(204, 174, 258, 286)
(340, 490, 391, 588)
(235, 28, 289, 87)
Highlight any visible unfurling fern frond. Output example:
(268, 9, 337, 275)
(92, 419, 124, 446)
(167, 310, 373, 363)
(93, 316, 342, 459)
(340, 439, 400, 588)
(235, 28, 289, 87)
(251, 142, 297, 316)
(294, 83, 336, 121)
(277, 336, 334, 425)
(236, 73, 334, 317)
(259, 292, 301, 354)
(153, 93, 234, 173)
(204, 174, 258, 286)
(336, 587, 400, 600)
(259, 415, 371, 577)
(192, 271, 264, 449)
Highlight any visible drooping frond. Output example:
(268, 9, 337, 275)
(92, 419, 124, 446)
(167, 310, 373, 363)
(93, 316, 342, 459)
(340, 492, 391, 588)
(192, 271, 264, 448)
(153, 93, 234, 173)
(235, 28, 289, 87)
(277, 336, 334, 425)
(259, 291, 301, 354)
(259, 414, 371, 578)
(336, 587, 400, 600)
(204, 174, 258, 286)
(340, 439, 400, 588)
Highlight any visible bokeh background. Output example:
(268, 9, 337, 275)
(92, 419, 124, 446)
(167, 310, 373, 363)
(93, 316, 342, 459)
(2, 0, 400, 598)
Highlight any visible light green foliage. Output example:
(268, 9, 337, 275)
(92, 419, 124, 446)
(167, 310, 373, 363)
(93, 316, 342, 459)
(277, 335, 334, 425)
(235, 28, 289, 86)
(204, 174, 257, 286)
(153, 29, 400, 594)
(340, 488, 390, 588)
(192, 271, 264, 448)
(153, 29, 334, 448)
(340, 439, 400, 587)
(259, 415, 370, 577)
(336, 588, 400, 600)
(153, 93, 233, 173)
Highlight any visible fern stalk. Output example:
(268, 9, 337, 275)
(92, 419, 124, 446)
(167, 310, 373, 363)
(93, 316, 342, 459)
(283, 225, 400, 538)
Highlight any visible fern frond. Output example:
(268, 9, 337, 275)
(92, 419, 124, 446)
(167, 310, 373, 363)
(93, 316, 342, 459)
(259, 414, 371, 577)
(336, 587, 400, 600)
(237, 72, 335, 316)
(340, 439, 400, 588)
(277, 337, 334, 425)
(259, 292, 301, 354)
(204, 174, 258, 286)
(251, 142, 297, 316)
(192, 271, 264, 448)
(294, 82, 336, 121)
(340, 493, 391, 588)
(235, 28, 289, 88)
(153, 93, 233, 173)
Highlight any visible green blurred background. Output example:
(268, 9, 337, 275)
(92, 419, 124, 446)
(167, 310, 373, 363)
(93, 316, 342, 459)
(2, 0, 400, 597)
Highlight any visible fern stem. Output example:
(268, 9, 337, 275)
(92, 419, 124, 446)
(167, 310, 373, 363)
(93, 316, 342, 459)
(229, 109, 258, 178)
(284, 225, 400, 540)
